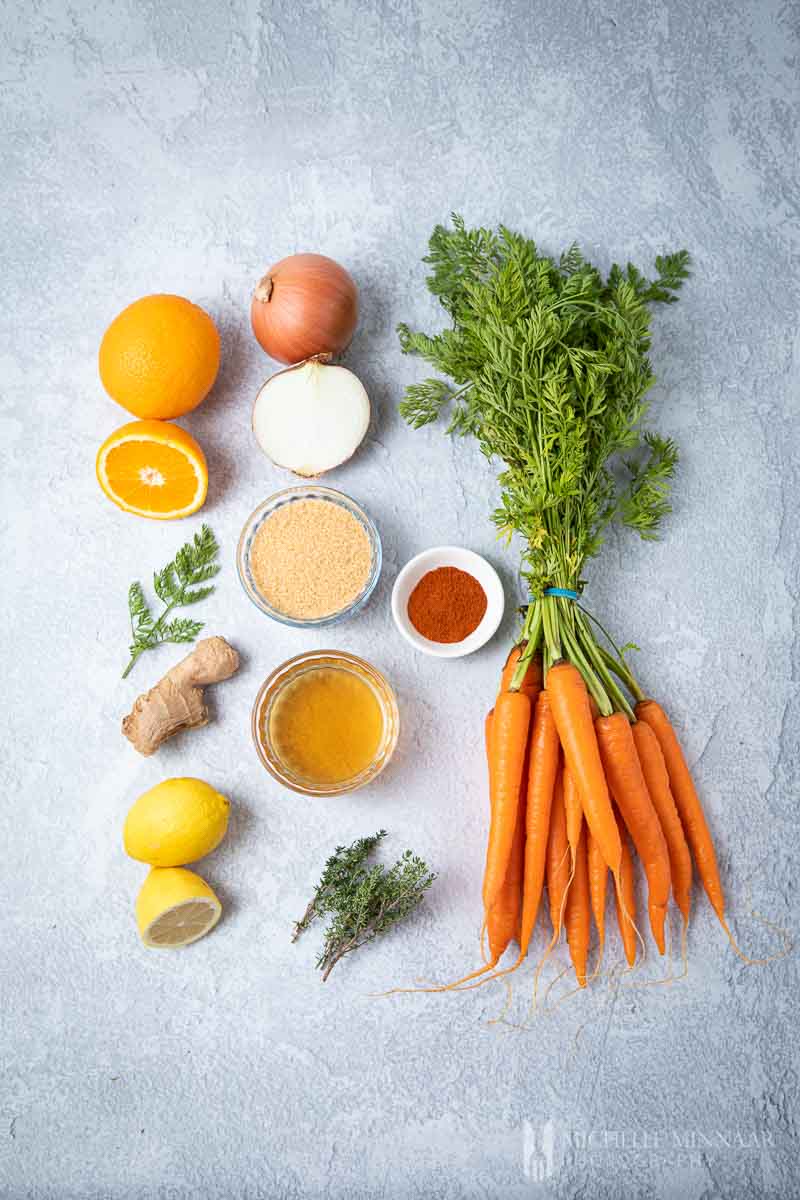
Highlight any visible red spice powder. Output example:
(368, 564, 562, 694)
(407, 566, 487, 643)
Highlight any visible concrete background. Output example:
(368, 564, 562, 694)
(1, 1, 798, 1196)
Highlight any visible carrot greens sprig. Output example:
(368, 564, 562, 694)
(122, 524, 220, 679)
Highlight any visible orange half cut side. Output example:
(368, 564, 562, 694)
(96, 419, 208, 520)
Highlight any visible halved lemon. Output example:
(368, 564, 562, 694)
(136, 867, 222, 948)
(96, 419, 208, 520)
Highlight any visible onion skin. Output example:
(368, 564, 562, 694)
(250, 253, 358, 364)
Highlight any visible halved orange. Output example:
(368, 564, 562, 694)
(96, 419, 208, 520)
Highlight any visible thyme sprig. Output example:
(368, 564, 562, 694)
(122, 524, 220, 679)
(293, 832, 436, 981)
(399, 216, 689, 710)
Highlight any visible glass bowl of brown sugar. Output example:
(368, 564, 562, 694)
(237, 486, 382, 628)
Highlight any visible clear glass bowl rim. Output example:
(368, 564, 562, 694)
(236, 484, 382, 628)
(250, 649, 400, 796)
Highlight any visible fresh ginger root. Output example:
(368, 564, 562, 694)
(122, 637, 239, 756)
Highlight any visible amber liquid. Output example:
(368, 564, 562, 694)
(267, 665, 384, 786)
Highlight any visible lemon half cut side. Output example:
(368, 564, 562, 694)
(136, 867, 222, 949)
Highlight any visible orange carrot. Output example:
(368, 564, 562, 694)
(517, 690, 560, 956)
(482, 689, 532, 912)
(489, 774, 527, 961)
(468, 689, 559, 990)
(614, 815, 638, 966)
(596, 712, 670, 954)
(546, 766, 570, 937)
(564, 825, 590, 986)
(587, 827, 608, 953)
(635, 699, 725, 923)
(547, 661, 622, 875)
(563, 764, 583, 871)
(484, 707, 522, 959)
(632, 719, 693, 925)
(500, 644, 543, 700)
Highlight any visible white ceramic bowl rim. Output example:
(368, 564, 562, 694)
(390, 545, 505, 659)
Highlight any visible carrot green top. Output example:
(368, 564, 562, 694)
(399, 216, 690, 711)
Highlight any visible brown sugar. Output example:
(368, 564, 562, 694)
(249, 498, 373, 619)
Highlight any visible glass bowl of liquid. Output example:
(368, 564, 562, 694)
(251, 650, 400, 796)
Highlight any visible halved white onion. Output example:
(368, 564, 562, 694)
(252, 358, 370, 477)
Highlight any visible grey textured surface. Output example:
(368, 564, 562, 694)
(1, 1, 798, 1197)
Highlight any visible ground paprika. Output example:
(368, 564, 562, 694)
(406, 566, 487, 643)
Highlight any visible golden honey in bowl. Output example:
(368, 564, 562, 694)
(266, 663, 385, 786)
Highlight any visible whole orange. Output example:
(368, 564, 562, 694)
(99, 294, 220, 420)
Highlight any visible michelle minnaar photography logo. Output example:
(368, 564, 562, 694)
(523, 1118, 558, 1182)
(523, 1119, 777, 1183)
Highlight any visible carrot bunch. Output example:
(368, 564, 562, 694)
(477, 635, 731, 991)
(399, 218, 786, 1001)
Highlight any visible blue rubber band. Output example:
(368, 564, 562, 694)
(543, 587, 579, 600)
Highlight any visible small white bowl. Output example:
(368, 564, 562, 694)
(391, 546, 505, 658)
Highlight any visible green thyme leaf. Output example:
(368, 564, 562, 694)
(293, 833, 436, 981)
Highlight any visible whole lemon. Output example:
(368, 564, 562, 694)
(99, 294, 220, 420)
(124, 777, 229, 867)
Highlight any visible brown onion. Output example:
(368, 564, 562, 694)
(250, 253, 358, 364)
